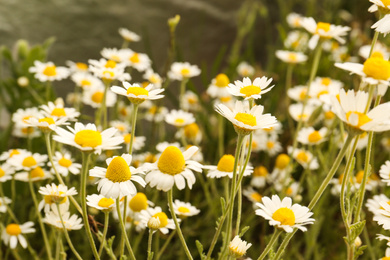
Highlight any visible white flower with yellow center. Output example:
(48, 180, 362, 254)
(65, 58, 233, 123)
(7, 151, 47, 171)
(257, 134, 282, 156)
(12, 107, 40, 128)
(89, 154, 146, 199)
(101, 48, 125, 63)
(111, 82, 164, 105)
(359, 42, 390, 60)
(288, 147, 319, 170)
(369, 0, 390, 34)
(49, 151, 81, 177)
(300, 17, 350, 49)
(110, 120, 131, 134)
(175, 122, 202, 145)
(43, 211, 83, 231)
(229, 236, 252, 258)
(127, 192, 154, 215)
(87, 194, 116, 212)
(284, 30, 309, 52)
(24, 112, 69, 133)
(14, 166, 52, 182)
(237, 61, 255, 78)
(0, 148, 27, 161)
(145, 146, 202, 191)
(38, 190, 70, 214)
(243, 187, 263, 204)
(297, 127, 327, 145)
(88, 58, 130, 82)
(331, 89, 390, 132)
(286, 12, 304, 28)
(53, 122, 124, 154)
(250, 166, 269, 188)
(354, 170, 380, 191)
(207, 73, 231, 98)
(120, 49, 151, 72)
(143, 69, 163, 88)
(215, 101, 278, 135)
(168, 62, 201, 81)
(255, 195, 314, 232)
(276, 50, 308, 64)
(139, 206, 175, 234)
(287, 85, 309, 102)
(172, 199, 200, 218)
(374, 199, 390, 230)
(66, 61, 89, 74)
(29, 61, 69, 82)
(122, 133, 146, 151)
(0, 163, 14, 182)
(12, 126, 40, 139)
(39, 183, 77, 204)
(228, 77, 274, 100)
(380, 161, 390, 186)
(288, 103, 317, 122)
(82, 84, 117, 108)
(1, 222, 35, 249)
(204, 154, 253, 179)
(71, 72, 103, 89)
(0, 196, 12, 213)
(165, 109, 196, 128)
(142, 101, 168, 122)
(118, 28, 141, 42)
(40, 102, 80, 121)
(182, 90, 201, 111)
(366, 194, 390, 215)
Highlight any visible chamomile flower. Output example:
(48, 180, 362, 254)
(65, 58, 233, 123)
(8, 151, 47, 171)
(14, 166, 52, 182)
(168, 62, 201, 81)
(207, 73, 231, 99)
(355, 170, 380, 191)
(66, 61, 89, 74)
(49, 151, 81, 177)
(39, 183, 77, 204)
(227, 77, 274, 100)
(71, 72, 103, 89)
(215, 101, 278, 135)
(171, 199, 200, 218)
(86, 194, 116, 212)
(53, 122, 124, 154)
(284, 30, 309, 51)
(0, 197, 11, 213)
(139, 206, 175, 234)
(286, 12, 304, 28)
(29, 61, 69, 82)
(118, 28, 141, 42)
(143, 69, 163, 88)
(82, 85, 117, 108)
(297, 127, 328, 145)
(366, 194, 390, 215)
(88, 58, 130, 82)
(289, 103, 317, 123)
(204, 154, 253, 179)
(374, 200, 390, 230)
(380, 161, 390, 186)
(89, 154, 146, 198)
(289, 147, 319, 170)
(165, 109, 196, 128)
(145, 146, 202, 191)
(359, 42, 390, 60)
(0, 149, 27, 161)
(12, 107, 40, 128)
(101, 48, 125, 63)
(237, 62, 255, 77)
(12, 126, 40, 139)
(111, 82, 164, 105)
(2, 222, 35, 249)
(0, 163, 14, 182)
(120, 49, 151, 72)
(369, 0, 390, 35)
(123, 133, 146, 151)
(40, 102, 80, 121)
(243, 187, 263, 204)
(287, 85, 309, 102)
(175, 122, 202, 145)
(38, 191, 70, 214)
(331, 89, 390, 132)
(255, 195, 314, 232)
(43, 211, 83, 231)
(127, 192, 154, 214)
(250, 166, 269, 188)
(24, 113, 68, 133)
(276, 50, 308, 64)
(143, 102, 169, 122)
(182, 91, 201, 111)
(229, 236, 252, 258)
(257, 134, 283, 156)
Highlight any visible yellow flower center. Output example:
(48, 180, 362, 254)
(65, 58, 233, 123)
(38, 117, 55, 125)
(105, 60, 117, 68)
(22, 116, 32, 124)
(30, 167, 45, 178)
(288, 53, 297, 62)
(6, 224, 21, 236)
(217, 154, 235, 172)
(59, 157, 72, 168)
(381, 0, 390, 7)
(129, 193, 148, 212)
(76, 62, 88, 70)
(214, 73, 230, 88)
(251, 192, 262, 202)
(81, 79, 91, 87)
(22, 156, 37, 167)
(126, 87, 149, 96)
(308, 131, 322, 143)
(145, 154, 157, 163)
(124, 133, 131, 144)
(9, 150, 20, 157)
(157, 146, 185, 175)
(299, 89, 307, 100)
(91, 91, 104, 103)
(130, 53, 140, 63)
(181, 68, 190, 76)
(316, 22, 331, 34)
(254, 166, 268, 177)
(0, 167, 5, 177)
(74, 129, 102, 148)
(105, 156, 132, 183)
(346, 111, 372, 128)
(266, 141, 275, 149)
(321, 77, 331, 86)
(355, 170, 366, 184)
(152, 212, 168, 228)
(317, 90, 329, 98)
(103, 70, 115, 79)
(51, 108, 66, 117)
(275, 154, 290, 169)
(44, 195, 67, 204)
(184, 123, 199, 138)
(297, 151, 309, 162)
(220, 96, 231, 103)
(178, 206, 190, 213)
(381, 257, 390, 260)
(22, 127, 34, 134)
(234, 113, 257, 126)
(363, 52, 390, 80)
(286, 187, 293, 195)
(324, 111, 335, 120)
(174, 118, 185, 125)
(43, 65, 57, 76)
(239, 85, 261, 97)
(272, 207, 295, 226)
(98, 198, 115, 208)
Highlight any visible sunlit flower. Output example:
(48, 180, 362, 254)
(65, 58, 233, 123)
(380, 161, 390, 186)
(12, 126, 40, 139)
(110, 120, 131, 134)
(111, 82, 164, 105)
(66, 61, 89, 74)
(82, 84, 117, 108)
(101, 48, 125, 63)
(297, 127, 327, 145)
(229, 236, 252, 258)
(257, 134, 283, 156)
(284, 30, 309, 51)
(204, 154, 253, 179)
(276, 50, 307, 64)
(71, 72, 103, 89)
(237, 62, 255, 78)
(2, 222, 35, 249)
(40, 101, 80, 121)
(366, 194, 390, 215)
(228, 77, 274, 100)
(182, 91, 201, 111)
(289, 103, 317, 123)
(165, 109, 196, 128)
(207, 73, 231, 99)
(29, 61, 69, 82)
(286, 12, 304, 28)
(359, 42, 390, 60)
(12, 107, 40, 128)
(171, 199, 200, 218)
(143, 102, 168, 122)
(120, 49, 151, 72)
(250, 166, 269, 188)
(49, 151, 81, 177)
(255, 195, 314, 232)
(168, 62, 201, 81)
(288, 147, 319, 170)
(139, 206, 175, 234)
(0, 163, 14, 182)
(87, 194, 116, 212)
(143, 69, 163, 88)
(122, 133, 146, 151)
(88, 58, 130, 82)
(38, 190, 70, 214)
(39, 183, 77, 204)
(118, 28, 141, 42)
(243, 187, 263, 204)
(369, 0, 390, 35)
(43, 211, 83, 231)
(24, 113, 68, 133)
(373, 199, 390, 230)
(8, 151, 47, 171)
(126, 192, 154, 215)
(14, 166, 52, 182)
(175, 122, 202, 145)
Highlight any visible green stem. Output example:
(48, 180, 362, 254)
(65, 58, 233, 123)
(257, 229, 282, 260)
(116, 198, 136, 260)
(0, 184, 18, 223)
(179, 78, 189, 110)
(368, 31, 380, 58)
(98, 212, 110, 257)
(155, 230, 176, 260)
(167, 189, 193, 260)
(218, 115, 225, 158)
(129, 104, 139, 155)
(147, 229, 154, 260)
(46, 81, 52, 102)
(102, 81, 110, 129)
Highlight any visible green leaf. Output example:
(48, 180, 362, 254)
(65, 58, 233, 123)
(349, 220, 365, 244)
(43, 37, 56, 51)
(220, 197, 226, 211)
(196, 240, 207, 259)
(354, 245, 367, 260)
(238, 226, 250, 237)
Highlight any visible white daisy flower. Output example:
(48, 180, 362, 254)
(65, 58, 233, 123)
(71, 72, 103, 89)
(207, 73, 231, 99)
(14, 166, 52, 182)
(331, 89, 390, 132)
(66, 61, 89, 74)
(380, 161, 390, 186)
(275, 50, 308, 64)
(255, 195, 314, 232)
(12, 107, 40, 128)
(288, 147, 319, 170)
(29, 61, 69, 82)
(120, 49, 151, 72)
(165, 109, 196, 128)
(204, 154, 253, 179)
(24, 113, 69, 133)
(145, 146, 202, 191)
(359, 42, 390, 60)
(143, 69, 163, 88)
(143, 102, 169, 123)
(82, 84, 117, 108)
(243, 187, 263, 204)
(297, 127, 328, 145)
(127, 192, 154, 214)
(88, 58, 130, 82)
(289, 103, 317, 123)
(40, 101, 80, 121)
(257, 134, 283, 156)
(38, 191, 70, 214)
(366, 194, 390, 215)
(2, 222, 35, 249)
(53, 122, 124, 154)
(43, 211, 83, 231)
(111, 82, 164, 105)
(48, 151, 81, 177)
(123, 133, 146, 151)
(12, 126, 40, 139)
(89, 154, 146, 199)
(171, 199, 200, 218)
(175, 122, 202, 145)
(286, 12, 304, 28)
(168, 62, 201, 81)
(0, 163, 14, 182)
(0, 149, 28, 161)
(374, 200, 390, 230)
(284, 30, 309, 51)
(229, 236, 252, 258)
(110, 121, 131, 134)
(39, 183, 77, 204)
(118, 28, 141, 42)
(354, 170, 380, 191)
(371, 6, 390, 35)
(237, 62, 255, 78)
(287, 85, 308, 102)
(7, 151, 47, 171)
(227, 77, 274, 100)
(250, 166, 269, 188)
(0, 197, 11, 213)
(300, 17, 350, 49)
(86, 194, 116, 212)
(182, 90, 201, 111)
(139, 206, 175, 234)
(215, 101, 278, 135)
(101, 48, 125, 63)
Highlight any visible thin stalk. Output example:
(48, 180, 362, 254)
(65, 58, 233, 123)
(368, 31, 380, 58)
(98, 212, 110, 257)
(256, 229, 282, 260)
(129, 104, 139, 155)
(179, 78, 189, 110)
(0, 184, 18, 223)
(167, 189, 193, 260)
(147, 229, 154, 260)
(156, 230, 177, 260)
(218, 115, 225, 158)
(46, 81, 52, 102)
(102, 81, 111, 129)
(116, 198, 136, 260)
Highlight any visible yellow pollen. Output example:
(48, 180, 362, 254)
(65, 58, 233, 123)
(98, 198, 115, 208)
(254, 166, 268, 177)
(266, 141, 275, 149)
(220, 96, 231, 102)
(234, 113, 256, 126)
(286, 187, 293, 195)
(178, 206, 190, 213)
(239, 85, 261, 97)
(346, 111, 372, 128)
(299, 89, 307, 100)
(181, 68, 190, 76)
(272, 207, 295, 226)
(38, 117, 55, 125)
(91, 91, 104, 103)
(74, 129, 102, 148)
(214, 73, 230, 88)
(126, 87, 149, 96)
(316, 22, 331, 34)
(355, 170, 366, 184)
(81, 79, 91, 87)
(76, 62, 88, 70)
(43, 65, 57, 76)
(130, 53, 140, 63)
(105, 60, 117, 68)
(308, 131, 322, 143)
(297, 151, 309, 162)
(22, 156, 37, 167)
(129, 193, 148, 212)
(288, 53, 297, 62)
(51, 108, 66, 117)
(184, 123, 199, 138)
(317, 90, 329, 98)
(145, 154, 157, 163)
(157, 146, 185, 175)
(59, 157, 72, 168)
(6, 224, 21, 236)
(0, 167, 4, 177)
(103, 70, 115, 79)
(381, 0, 390, 7)
(321, 78, 331, 85)
(174, 118, 185, 125)
(110, 55, 121, 62)
(22, 127, 34, 134)
(152, 212, 168, 228)
(124, 133, 131, 144)
(275, 154, 290, 169)
(250, 192, 262, 202)
(363, 54, 390, 80)
(44, 195, 67, 204)
(105, 156, 132, 183)
(22, 116, 32, 123)
(217, 154, 235, 172)
(9, 150, 20, 157)
(30, 166, 45, 178)
(325, 111, 335, 120)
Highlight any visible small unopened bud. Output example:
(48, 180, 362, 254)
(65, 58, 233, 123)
(354, 237, 362, 247)
(55, 97, 64, 106)
(168, 15, 180, 31)
(148, 217, 160, 230)
(17, 76, 29, 87)
(229, 236, 251, 258)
